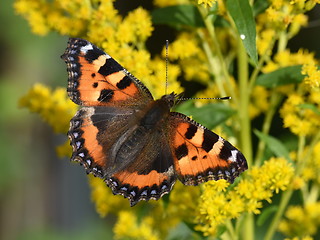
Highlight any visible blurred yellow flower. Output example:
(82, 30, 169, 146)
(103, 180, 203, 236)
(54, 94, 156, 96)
(19, 84, 77, 133)
(279, 202, 320, 237)
(114, 211, 160, 240)
(198, 0, 216, 8)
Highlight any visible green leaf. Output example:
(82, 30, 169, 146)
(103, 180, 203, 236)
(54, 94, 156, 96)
(175, 101, 235, 129)
(226, 0, 258, 65)
(152, 5, 204, 28)
(257, 205, 279, 226)
(253, 0, 270, 16)
(256, 65, 304, 87)
(298, 103, 320, 115)
(254, 130, 291, 161)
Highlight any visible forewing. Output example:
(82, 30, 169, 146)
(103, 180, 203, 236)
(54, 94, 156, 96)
(61, 38, 153, 107)
(169, 112, 248, 185)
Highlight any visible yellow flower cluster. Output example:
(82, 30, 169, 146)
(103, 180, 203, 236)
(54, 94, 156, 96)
(195, 157, 294, 236)
(263, 49, 316, 73)
(88, 175, 130, 217)
(197, 0, 216, 8)
(302, 63, 320, 89)
(249, 86, 270, 119)
(19, 83, 77, 133)
(284, 236, 314, 240)
(114, 211, 160, 240)
(15, 0, 181, 97)
(89, 178, 197, 238)
(256, 0, 317, 57)
(300, 142, 320, 183)
(168, 33, 209, 84)
(280, 89, 320, 136)
(258, 0, 310, 34)
(279, 202, 320, 237)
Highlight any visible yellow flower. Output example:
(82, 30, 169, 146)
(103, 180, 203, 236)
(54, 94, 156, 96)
(19, 84, 77, 133)
(302, 63, 320, 89)
(114, 211, 160, 240)
(167, 34, 201, 61)
(89, 175, 130, 217)
(280, 89, 320, 136)
(257, 29, 276, 56)
(197, 0, 216, 8)
(147, 57, 182, 99)
(249, 86, 270, 119)
(153, 0, 188, 7)
(279, 202, 320, 237)
(122, 7, 154, 43)
(195, 157, 294, 236)
(56, 140, 72, 158)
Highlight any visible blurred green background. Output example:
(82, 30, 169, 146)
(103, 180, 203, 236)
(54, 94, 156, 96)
(0, 1, 114, 239)
(1, 0, 320, 239)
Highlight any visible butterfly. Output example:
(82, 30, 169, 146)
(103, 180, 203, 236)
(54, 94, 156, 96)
(61, 38, 248, 206)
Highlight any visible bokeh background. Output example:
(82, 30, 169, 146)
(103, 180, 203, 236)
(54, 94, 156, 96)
(1, 0, 320, 239)
(1, 1, 114, 239)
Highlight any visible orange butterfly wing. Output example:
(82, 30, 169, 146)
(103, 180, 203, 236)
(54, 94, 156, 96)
(169, 112, 247, 185)
(61, 38, 153, 107)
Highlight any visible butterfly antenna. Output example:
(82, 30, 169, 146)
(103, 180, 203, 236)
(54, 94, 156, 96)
(178, 96, 231, 101)
(165, 40, 169, 95)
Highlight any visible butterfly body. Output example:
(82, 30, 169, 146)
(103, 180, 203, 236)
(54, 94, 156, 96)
(62, 38, 247, 206)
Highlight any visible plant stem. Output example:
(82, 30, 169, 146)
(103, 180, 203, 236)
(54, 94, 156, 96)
(197, 29, 227, 97)
(254, 92, 282, 166)
(238, 36, 252, 166)
(197, 6, 237, 102)
(226, 220, 238, 240)
(264, 135, 306, 240)
(264, 189, 293, 240)
(242, 213, 254, 240)
(237, 34, 254, 240)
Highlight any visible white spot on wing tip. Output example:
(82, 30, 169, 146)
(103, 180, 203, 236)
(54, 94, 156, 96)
(80, 44, 93, 53)
(229, 150, 238, 162)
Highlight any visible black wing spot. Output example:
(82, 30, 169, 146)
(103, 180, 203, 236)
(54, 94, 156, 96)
(97, 89, 114, 102)
(175, 144, 188, 160)
(85, 47, 105, 62)
(116, 76, 132, 90)
(219, 141, 233, 161)
(185, 124, 197, 140)
(191, 156, 197, 161)
(92, 82, 98, 88)
(98, 58, 123, 76)
(91, 73, 96, 78)
(202, 130, 218, 152)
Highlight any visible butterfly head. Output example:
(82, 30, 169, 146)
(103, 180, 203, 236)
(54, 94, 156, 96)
(161, 92, 183, 109)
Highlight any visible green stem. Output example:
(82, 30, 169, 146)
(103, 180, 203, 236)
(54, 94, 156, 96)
(237, 33, 254, 240)
(238, 36, 252, 167)
(197, 6, 237, 102)
(197, 30, 227, 97)
(254, 92, 283, 166)
(263, 189, 293, 240)
(242, 213, 254, 240)
(264, 136, 306, 240)
(306, 184, 319, 203)
(226, 220, 238, 240)
(278, 31, 288, 52)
